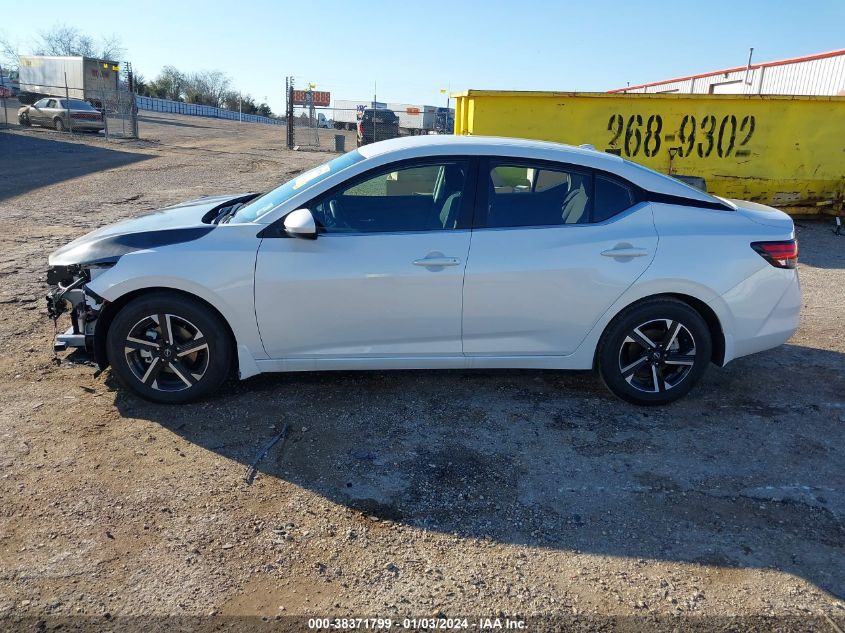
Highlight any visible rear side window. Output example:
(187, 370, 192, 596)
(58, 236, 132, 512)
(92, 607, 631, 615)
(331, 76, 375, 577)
(486, 163, 593, 228)
(61, 99, 95, 110)
(593, 176, 635, 222)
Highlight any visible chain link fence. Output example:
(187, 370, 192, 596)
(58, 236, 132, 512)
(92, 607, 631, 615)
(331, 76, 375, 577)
(15, 84, 137, 139)
(286, 84, 455, 152)
(135, 95, 284, 126)
(14, 84, 138, 139)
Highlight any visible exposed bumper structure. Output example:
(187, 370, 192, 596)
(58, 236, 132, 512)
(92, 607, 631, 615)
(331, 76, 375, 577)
(45, 265, 104, 354)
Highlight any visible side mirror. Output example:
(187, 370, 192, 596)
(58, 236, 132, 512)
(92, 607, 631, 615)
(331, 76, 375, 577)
(283, 208, 318, 240)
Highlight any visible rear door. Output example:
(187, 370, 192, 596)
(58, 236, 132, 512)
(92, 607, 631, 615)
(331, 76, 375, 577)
(462, 159, 658, 356)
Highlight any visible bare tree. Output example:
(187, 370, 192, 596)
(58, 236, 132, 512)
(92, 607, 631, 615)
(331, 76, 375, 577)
(185, 70, 231, 107)
(148, 66, 186, 101)
(0, 30, 20, 72)
(98, 34, 125, 61)
(34, 24, 125, 60)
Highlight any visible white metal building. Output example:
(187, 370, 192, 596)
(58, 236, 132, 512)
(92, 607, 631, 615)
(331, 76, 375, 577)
(611, 49, 845, 96)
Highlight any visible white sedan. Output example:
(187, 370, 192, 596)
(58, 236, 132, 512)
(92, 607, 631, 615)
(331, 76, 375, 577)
(46, 136, 800, 405)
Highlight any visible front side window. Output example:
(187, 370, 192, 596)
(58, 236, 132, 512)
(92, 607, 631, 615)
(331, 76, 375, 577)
(34, 98, 49, 108)
(311, 160, 469, 233)
(486, 163, 592, 228)
(46, 99, 58, 108)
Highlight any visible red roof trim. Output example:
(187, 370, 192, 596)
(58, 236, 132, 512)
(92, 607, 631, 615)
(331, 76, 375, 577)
(609, 49, 845, 93)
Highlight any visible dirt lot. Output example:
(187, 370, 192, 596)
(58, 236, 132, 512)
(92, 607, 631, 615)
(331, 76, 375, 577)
(0, 113, 843, 631)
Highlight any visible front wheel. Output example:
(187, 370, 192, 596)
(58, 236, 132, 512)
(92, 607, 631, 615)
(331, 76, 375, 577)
(106, 292, 233, 404)
(19, 112, 31, 126)
(597, 298, 712, 406)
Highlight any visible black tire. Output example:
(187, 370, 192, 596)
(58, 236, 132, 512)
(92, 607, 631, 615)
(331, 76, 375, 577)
(19, 112, 31, 127)
(53, 117, 65, 132)
(596, 298, 712, 406)
(106, 292, 233, 404)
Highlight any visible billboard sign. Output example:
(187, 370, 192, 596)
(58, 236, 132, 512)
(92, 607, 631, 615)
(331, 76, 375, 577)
(292, 90, 331, 107)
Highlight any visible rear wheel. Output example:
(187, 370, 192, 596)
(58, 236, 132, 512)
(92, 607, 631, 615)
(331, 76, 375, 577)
(106, 292, 233, 404)
(597, 298, 711, 405)
(53, 117, 65, 132)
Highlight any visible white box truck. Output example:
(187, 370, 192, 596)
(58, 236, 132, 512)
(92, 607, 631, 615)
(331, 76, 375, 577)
(332, 100, 370, 131)
(387, 103, 438, 135)
(18, 56, 120, 108)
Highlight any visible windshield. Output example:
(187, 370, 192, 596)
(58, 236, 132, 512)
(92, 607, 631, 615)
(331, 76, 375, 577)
(231, 150, 366, 223)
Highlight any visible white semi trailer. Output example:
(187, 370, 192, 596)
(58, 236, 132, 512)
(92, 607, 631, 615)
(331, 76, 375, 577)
(332, 100, 369, 131)
(18, 56, 121, 107)
(386, 103, 439, 135)
(332, 99, 440, 134)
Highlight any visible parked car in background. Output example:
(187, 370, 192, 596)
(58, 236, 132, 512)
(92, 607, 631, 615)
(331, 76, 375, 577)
(357, 108, 400, 146)
(45, 136, 800, 405)
(18, 98, 104, 132)
(0, 75, 18, 98)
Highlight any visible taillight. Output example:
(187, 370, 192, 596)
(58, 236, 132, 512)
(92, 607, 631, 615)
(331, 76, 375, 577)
(751, 240, 798, 269)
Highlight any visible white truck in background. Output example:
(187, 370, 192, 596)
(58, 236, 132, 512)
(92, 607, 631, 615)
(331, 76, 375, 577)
(18, 55, 120, 108)
(332, 99, 442, 135)
(386, 102, 437, 135)
(333, 100, 369, 131)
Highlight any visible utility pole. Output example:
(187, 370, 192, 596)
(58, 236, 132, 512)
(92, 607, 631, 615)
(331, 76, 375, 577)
(0, 64, 7, 128)
(286, 76, 295, 149)
(64, 71, 73, 134)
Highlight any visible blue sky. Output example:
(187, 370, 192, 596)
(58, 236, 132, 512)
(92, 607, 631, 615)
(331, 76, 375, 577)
(3, 0, 844, 114)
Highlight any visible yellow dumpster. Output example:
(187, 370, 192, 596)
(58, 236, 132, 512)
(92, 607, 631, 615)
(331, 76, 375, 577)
(452, 90, 845, 216)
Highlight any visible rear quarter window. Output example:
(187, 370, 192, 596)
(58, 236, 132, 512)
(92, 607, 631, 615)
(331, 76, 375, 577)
(593, 176, 634, 222)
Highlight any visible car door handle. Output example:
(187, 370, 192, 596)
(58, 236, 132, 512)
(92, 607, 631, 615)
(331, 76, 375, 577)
(412, 256, 461, 267)
(600, 246, 650, 258)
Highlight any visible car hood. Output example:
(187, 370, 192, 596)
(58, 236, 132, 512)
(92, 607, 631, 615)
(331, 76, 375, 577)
(48, 193, 253, 267)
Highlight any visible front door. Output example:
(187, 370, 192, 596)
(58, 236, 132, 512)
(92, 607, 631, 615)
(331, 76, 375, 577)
(30, 98, 50, 124)
(254, 159, 475, 359)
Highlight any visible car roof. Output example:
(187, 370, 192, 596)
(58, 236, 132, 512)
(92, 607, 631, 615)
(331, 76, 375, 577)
(356, 135, 719, 203)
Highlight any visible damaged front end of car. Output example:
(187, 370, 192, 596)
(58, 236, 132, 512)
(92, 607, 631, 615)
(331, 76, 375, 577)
(46, 262, 113, 354)
(45, 192, 259, 366)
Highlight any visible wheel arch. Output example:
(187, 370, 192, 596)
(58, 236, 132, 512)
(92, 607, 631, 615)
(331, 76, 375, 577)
(595, 292, 726, 368)
(92, 287, 238, 375)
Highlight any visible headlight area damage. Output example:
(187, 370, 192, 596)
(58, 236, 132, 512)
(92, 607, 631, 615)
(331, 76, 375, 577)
(44, 193, 258, 364)
(46, 263, 111, 353)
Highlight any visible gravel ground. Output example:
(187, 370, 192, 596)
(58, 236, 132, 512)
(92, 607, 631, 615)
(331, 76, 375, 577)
(0, 113, 843, 632)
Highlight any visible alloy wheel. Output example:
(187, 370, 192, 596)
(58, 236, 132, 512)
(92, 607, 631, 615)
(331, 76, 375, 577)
(123, 313, 209, 392)
(617, 318, 696, 393)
